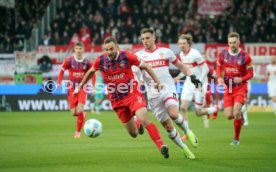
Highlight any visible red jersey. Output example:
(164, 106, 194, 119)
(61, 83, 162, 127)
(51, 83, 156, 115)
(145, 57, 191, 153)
(217, 48, 253, 86)
(57, 56, 93, 87)
(93, 50, 141, 102)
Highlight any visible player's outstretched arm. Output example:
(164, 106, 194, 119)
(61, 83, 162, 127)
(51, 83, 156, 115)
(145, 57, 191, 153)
(74, 67, 97, 94)
(57, 69, 65, 89)
(174, 61, 192, 76)
(139, 62, 162, 90)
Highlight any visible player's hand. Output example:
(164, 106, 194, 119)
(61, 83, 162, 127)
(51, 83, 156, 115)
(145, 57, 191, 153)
(73, 86, 80, 95)
(217, 78, 224, 84)
(56, 84, 60, 90)
(233, 77, 242, 84)
(190, 75, 202, 88)
(155, 82, 163, 92)
(174, 77, 180, 82)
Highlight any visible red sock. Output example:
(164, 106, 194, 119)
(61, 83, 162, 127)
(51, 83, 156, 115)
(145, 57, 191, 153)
(135, 117, 141, 129)
(145, 123, 164, 150)
(76, 112, 84, 132)
(234, 118, 242, 140)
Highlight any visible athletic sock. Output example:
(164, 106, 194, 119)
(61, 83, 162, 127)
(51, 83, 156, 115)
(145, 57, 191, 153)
(207, 107, 217, 114)
(167, 128, 186, 149)
(233, 118, 243, 141)
(174, 114, 189, 134)
(145, 123, 164, 149)
(76, 112, 84, 132)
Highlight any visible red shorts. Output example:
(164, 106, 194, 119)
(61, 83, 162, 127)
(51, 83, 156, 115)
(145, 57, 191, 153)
(223, 84, 248, 108)
(113, 93, 146, 123)
(67, 89, 87, 109)
(205, 91, 212, 105)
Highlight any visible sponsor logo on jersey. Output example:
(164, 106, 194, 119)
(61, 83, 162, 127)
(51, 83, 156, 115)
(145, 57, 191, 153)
(108, 73, 125, 80)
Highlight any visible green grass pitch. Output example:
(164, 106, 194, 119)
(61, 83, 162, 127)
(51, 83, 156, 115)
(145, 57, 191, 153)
(0, 111, 276, 172)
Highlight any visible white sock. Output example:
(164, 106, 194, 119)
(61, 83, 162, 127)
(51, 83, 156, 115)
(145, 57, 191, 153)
(243, 110, 248, 123)
(272, 102, 276, 114)
(174, 114, 189, 134)
(207, 107, 217, 114)
(203, 115, 209, 128)
(167, 128, 186, 149)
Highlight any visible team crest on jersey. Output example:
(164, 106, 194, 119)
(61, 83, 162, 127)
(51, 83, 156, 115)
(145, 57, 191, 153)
(159, 53, 164, 59)
(237, 59, 242, 65)
(143, 56, 147, 58)
(119, 61, 125, 68)
(83, 65, 87, 70)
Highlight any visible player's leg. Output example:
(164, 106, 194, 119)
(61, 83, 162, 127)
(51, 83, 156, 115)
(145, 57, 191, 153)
(135, 107, 169, 158)
(194, 89, 217, 117)
(271, 96, 276, 115)
(123, 117, 139, 138)
(180, 100, 190, 133)
(161, 117, 195, 159)
(230, 101, 243, 145)
(68, 90, 81, 138)
(166, 99, 199, 148)
(268, 83, 276, 115)
(241, 103, 249, 126)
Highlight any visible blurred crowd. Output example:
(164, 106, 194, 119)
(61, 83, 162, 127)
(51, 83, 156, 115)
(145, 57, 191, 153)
(0, 0, 51, 52)
(1, 0, 275, 52)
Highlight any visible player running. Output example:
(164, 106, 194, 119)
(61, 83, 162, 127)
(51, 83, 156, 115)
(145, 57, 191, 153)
(57, 42, 93, 138)
(135, 28, 202, 159)
(174, 34, 218, 133)
(74, 36, 170, 159)
(216, 32, 254, 145)
(265, 56, 276, 115)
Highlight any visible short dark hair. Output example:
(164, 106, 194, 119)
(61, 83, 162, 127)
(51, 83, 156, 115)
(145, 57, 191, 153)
(74, 42, 84, 47)
(104, 36, 118, 45)
(140, 28, 155, 35)
(178, 34, 193, 46)
(228, 32, 240, 39)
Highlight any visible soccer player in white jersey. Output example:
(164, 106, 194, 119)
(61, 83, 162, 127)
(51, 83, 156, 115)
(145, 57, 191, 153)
(265, 56, 276, 115)
(174, 34, 217, 136)
(135, 28, 202, 159)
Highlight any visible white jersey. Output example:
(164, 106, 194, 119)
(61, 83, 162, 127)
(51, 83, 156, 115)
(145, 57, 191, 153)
(179, 48, 208, 85)
(266, 64, 276, 83)
(135, 47, 178, 99)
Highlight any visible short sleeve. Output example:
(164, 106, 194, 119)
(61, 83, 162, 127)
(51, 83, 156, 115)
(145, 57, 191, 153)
(244, 53, 253, 70)
(217, 51, 223, 66)
(125, 51, 141, 67)
(266, 65, 271, 74)
(194, 50, 205, 65)
(166, 49, 178, 64)
(61, 57, 70, 71)
(93, 56, 101, 70)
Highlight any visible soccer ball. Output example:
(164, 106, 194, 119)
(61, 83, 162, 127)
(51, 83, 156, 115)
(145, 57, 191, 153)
(83, 119, 102, 138)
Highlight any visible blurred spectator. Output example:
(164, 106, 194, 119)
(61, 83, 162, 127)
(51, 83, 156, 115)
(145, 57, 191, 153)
(38, 55, 52, 73)
(1, 0, 275, 53)
(39, 34, 53, 46)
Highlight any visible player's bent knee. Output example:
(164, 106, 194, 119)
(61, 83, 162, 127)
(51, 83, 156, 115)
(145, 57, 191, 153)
(129, 131, 138, 138)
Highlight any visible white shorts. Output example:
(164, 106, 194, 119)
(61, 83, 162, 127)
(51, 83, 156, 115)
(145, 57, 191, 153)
(181, 80, 208, 109)
(149, 90, 179, 123)
(268, 82, 276, 97)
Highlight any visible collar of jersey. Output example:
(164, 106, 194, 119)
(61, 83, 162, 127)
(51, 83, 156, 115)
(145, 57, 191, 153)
(145, 46, 159, 53)
(183, 48, 191, 55)
(107, 51, 120, 61)
(73, 55, 84, 62)
(228, 48, 241, 56)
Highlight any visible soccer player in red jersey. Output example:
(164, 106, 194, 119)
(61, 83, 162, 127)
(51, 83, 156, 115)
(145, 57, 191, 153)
(74, 36, 170, 158)
(57, 42, 93, 138)
(216, 32, 254, 145)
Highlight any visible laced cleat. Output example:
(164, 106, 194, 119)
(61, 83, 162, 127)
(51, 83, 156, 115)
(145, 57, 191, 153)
(138, 124, 144, 135)
(230, 139, 240, 146)
(74, 131, 81, 139)
(182, 146, 195, 159)
(160, 145, 169, 159)
(187, 130, 199, 148)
